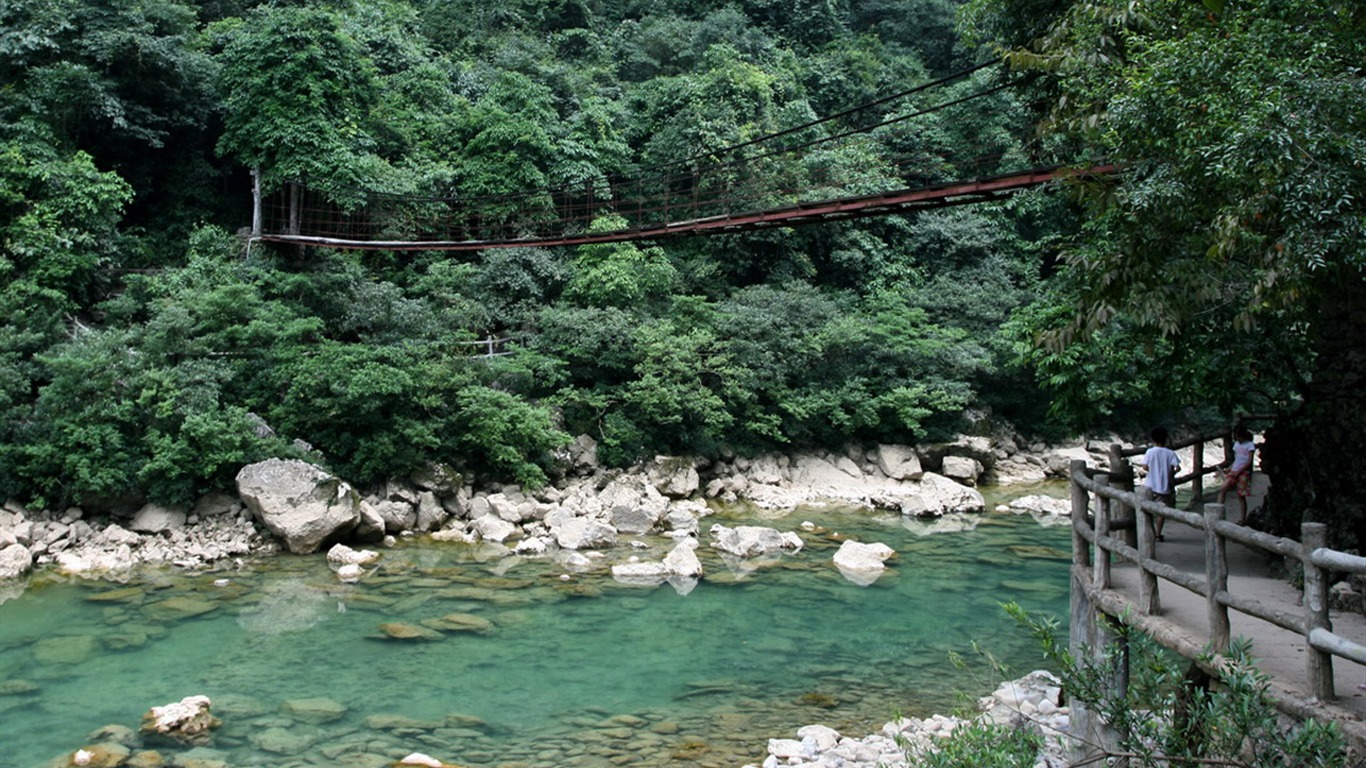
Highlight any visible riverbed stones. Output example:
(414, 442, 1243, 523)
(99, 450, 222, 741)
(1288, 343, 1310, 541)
(423, 612, 495, 634)
(281, 697, 348, 724)
(940, 455, 983, 486)
(377, 622, 443, 641)
(236, 459, 361, 554)
(69, 742, 130, 768)
(34, 635, 98, 664)
(997, 494, 1071, 519)
(663, 540, 703, 577)
(251, 725, 318, 754)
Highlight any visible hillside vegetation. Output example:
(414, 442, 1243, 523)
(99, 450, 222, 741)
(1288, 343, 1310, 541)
(0, 0, 1086, 508)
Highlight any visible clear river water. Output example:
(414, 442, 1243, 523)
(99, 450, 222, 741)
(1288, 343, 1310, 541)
(0, 486, 1071, 768)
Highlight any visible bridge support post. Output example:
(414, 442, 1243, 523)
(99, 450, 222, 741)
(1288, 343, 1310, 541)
(1303, 521, 1334, 700)
(1068, 461, 1128, 765)
(1204, 504, 1230, 652)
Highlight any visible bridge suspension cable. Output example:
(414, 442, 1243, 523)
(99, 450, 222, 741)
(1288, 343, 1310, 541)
(256, 61, 1109, 251)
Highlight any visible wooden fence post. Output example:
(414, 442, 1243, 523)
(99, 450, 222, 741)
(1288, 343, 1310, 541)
(1071, 460, 1091, 571)
(1108, 443, 1136, 546)
(1204, 503, 1230, 652)
(1137, 489, 1160, 616)
(1303, 521, 1334, 700)
(1094, 472, 1112, 590)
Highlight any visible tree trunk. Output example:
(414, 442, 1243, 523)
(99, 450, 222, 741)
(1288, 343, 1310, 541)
(1263, 271, 1366, 549)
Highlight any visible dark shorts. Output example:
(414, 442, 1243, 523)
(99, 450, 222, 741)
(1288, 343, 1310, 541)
(1139, 486, 1175, 507)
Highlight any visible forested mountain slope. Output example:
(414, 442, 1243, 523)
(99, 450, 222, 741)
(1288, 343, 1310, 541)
(8, 0, 1318, 523)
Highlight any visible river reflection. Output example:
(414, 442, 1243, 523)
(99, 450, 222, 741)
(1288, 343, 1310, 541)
(0, 490, 1071, 768)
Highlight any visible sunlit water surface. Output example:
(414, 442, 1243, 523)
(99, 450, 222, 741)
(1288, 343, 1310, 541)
(0, 488, 1071, 768)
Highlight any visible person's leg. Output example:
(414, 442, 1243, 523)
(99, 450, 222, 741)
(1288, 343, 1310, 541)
(1236, 471, 1251, 524)
(1153, 489, 1167, 540)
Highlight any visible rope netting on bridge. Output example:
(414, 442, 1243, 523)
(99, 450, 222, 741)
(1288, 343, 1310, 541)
(258, 63, 1103, 251)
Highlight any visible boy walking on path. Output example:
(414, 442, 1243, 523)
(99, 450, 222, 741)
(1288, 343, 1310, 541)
(1141, 426, 1182, 541)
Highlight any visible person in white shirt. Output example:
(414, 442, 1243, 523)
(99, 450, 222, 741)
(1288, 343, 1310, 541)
(1141, 426, 1181, 541)
(1218, 425, 1257, 525)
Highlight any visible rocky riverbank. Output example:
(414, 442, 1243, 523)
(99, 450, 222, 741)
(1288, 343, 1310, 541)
(2, 430, 1100, 768)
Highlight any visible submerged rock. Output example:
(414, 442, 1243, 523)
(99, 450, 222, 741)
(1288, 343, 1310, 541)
(376, 622, 443, 641)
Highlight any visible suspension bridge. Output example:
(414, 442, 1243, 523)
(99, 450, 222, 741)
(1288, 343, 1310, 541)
(252, 63, 1114, 251)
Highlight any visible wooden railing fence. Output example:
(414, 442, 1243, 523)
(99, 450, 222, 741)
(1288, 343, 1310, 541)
(1067, 425, 1366, 758)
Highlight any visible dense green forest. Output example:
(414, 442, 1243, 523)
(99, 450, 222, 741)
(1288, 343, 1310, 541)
(2, 0, 1361, 547)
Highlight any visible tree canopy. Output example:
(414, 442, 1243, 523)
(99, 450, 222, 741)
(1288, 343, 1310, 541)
(962, 0, 1366, 543)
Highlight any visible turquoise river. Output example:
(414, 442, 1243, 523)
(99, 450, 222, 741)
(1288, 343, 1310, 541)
(0, 486, 1072, 768)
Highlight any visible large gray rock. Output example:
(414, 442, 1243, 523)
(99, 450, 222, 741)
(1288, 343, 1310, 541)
(940, 455, 983, 486)
(414, 491, 446, 531)
(236, 459, 361, 554)
(565, 434, 599, 473)
(470, 515, 517, 543)
(788, 455, 862, 488)
(553, 517, 618, 550)
(876, 444, 924, 481)
(370, 498, 416, 533)
(919, 436, 996, 472)
(130, 503, 187, 533)
(647, 456, 700, 498)
(897, 472, 986, 518)
(600, 476, 668, 534)
(708, 524, 803, 557)
(409, 462, 463, 496)
(0, 544, 32, 580)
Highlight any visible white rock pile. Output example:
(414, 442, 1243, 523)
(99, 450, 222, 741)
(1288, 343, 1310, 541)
(747, 670, 1071, 768)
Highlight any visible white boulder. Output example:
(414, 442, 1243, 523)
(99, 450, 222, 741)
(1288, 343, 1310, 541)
(326, 543, 379, 565)
(0, 544, 32, 580)
(832, 540, 895, 572)
(663, 540, 703, 577)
